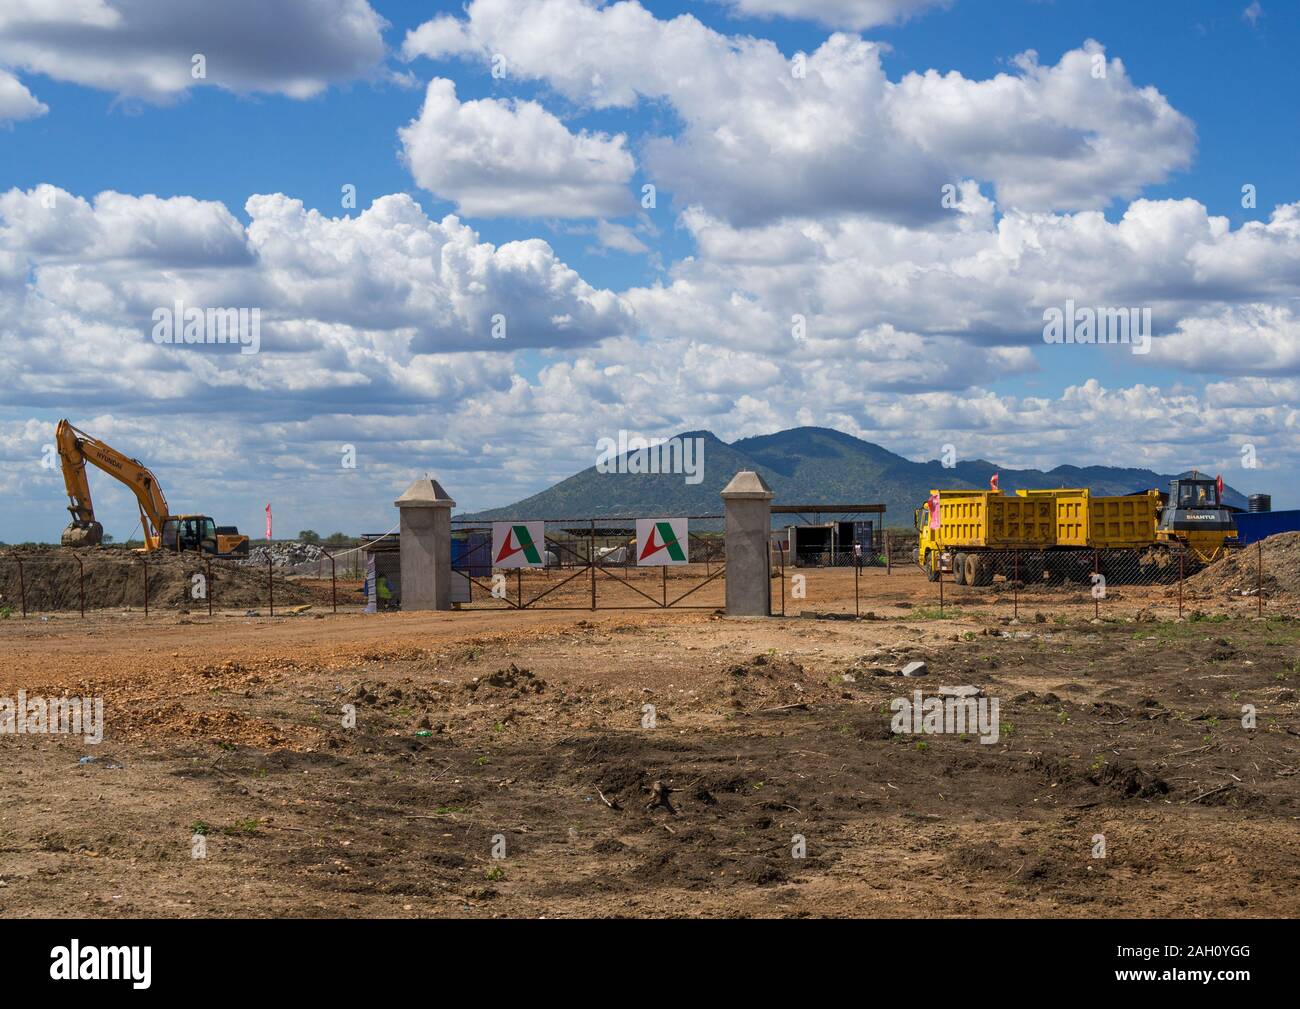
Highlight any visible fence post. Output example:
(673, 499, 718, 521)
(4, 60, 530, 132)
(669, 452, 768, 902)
(779, 542, 785, 617)
(938, 557, 944, 615)
(1094, 549, 1100, 620)
(885, 529, 891, 575)
(17, 556, 26, 618)
(143, 556, 149, 615)
(854, 556, 859, 617)
(1175, 552, 1182, 619)
(1013, 551, 1019, 621)
(1257, 540, 1263, 618)
(207, 557, 214, 617)
(590, 519, 596, 611)
(327, 551, 336, 614)
(75, 553, 85, 618)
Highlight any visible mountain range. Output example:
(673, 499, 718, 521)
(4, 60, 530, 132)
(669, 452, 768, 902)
(461, 427, 1249, 527)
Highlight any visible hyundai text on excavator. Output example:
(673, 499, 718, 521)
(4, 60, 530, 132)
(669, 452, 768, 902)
(56, 419, 250, 557)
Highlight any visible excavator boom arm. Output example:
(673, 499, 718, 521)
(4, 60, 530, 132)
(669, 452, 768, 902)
(56, 420, 170, 548)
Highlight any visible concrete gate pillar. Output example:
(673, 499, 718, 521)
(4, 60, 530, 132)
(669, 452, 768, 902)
(721, 470, 775, 617)
(394, 477, 456, 611)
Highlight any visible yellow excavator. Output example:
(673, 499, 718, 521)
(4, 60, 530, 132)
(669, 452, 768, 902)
(56, 419, 250, 557)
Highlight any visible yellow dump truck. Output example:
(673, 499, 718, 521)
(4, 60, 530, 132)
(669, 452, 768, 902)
(913, 488, 1163, 585)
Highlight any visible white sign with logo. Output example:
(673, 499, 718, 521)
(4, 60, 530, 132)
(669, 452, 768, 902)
(491, 521, 547, 569)
(636, 518, 689, 566)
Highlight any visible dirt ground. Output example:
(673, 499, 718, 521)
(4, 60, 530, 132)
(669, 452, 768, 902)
(0, 568, 1296, 919)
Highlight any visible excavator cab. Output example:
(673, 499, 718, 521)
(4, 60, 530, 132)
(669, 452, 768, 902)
(162, 516, 217, 553)
(159, 515, 249, 557)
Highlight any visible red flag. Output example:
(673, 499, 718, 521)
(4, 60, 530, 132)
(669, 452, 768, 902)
(990, 472, 999, 491)
(265, 503, 272, 541)
(1215, 474, 1224, 502)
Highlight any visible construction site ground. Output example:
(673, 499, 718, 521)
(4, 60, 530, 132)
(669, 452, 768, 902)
(1, 565, 1297, 918)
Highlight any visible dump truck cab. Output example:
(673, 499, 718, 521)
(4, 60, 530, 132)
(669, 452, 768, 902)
(1156, 476, 1236, 561)
(915, 503, 941, 580)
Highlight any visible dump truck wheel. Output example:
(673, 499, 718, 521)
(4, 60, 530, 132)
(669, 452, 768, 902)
(963, 553, 981, 586)
(924, 552, 939, 582)
(953, 552, 968, 585)
(975, 556, 994, 586)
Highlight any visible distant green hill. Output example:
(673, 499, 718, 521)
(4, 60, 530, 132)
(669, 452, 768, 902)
(461, 426, 1249, 527)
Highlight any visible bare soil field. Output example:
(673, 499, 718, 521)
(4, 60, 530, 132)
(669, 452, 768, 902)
(0, 575, 1297, 918)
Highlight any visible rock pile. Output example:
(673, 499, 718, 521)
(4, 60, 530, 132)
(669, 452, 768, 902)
(240, 541, 332, 572)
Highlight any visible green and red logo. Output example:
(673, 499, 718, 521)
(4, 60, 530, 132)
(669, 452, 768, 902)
(636, 518, 688, 565)
(492, 522, 545, 568)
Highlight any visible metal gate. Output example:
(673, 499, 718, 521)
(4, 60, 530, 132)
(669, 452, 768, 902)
(450, 516, 725, 610)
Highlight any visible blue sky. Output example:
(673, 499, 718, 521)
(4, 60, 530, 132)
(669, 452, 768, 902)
(1, 0, 1296, 543)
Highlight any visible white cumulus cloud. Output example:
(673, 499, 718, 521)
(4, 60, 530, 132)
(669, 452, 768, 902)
(399, 78, 636, 218)
(404, 1, 1194, 223)
(0, 68, 47, 123)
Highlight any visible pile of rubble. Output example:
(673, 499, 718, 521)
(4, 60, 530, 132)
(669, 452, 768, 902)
(1186, 531, 1300, 598)
(240, 541, 332, 573)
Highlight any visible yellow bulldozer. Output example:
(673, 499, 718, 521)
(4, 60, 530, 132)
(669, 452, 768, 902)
(56, 419, 250, 557)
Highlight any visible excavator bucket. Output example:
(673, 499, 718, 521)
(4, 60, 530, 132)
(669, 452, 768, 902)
(61, 521, 103, 548)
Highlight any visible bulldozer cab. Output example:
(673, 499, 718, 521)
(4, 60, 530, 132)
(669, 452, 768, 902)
(162, 515, 217, 553)
(1171, 477, 1218, 509)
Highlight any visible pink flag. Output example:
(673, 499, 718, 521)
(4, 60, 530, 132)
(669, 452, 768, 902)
(265, 503, 272, 541)
(927, 492, 942, 530)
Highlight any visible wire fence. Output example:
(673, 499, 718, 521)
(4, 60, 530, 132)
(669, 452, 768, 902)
(2, 538, 1285, 622)
(772, 541, 1279, 621)
(0, 549, 346, 619)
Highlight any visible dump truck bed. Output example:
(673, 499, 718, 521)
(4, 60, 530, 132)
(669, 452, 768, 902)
(929, 488, 1160, 550)
(1017, 489, 1159, 548)
(932, 490, 1056, 548)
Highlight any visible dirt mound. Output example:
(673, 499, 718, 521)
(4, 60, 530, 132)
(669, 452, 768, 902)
(463, 664, 547, 695)
(0, 545, 313, 613)
(1186, 531, 1300, 597)
(718, 653, 816, 710)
